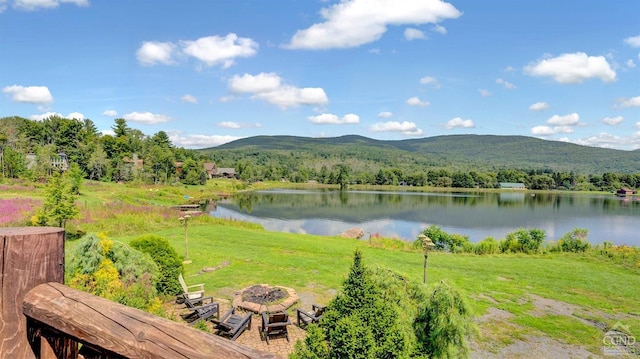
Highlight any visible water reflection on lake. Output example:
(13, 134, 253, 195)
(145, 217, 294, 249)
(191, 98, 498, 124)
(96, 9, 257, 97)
(208, 189, 640, 246)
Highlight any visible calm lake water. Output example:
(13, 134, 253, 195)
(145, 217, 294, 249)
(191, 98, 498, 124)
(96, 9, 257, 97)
(208, 189, 640, 246)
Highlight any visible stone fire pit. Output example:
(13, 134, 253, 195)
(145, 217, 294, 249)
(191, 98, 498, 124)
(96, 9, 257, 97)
(233, 284, 299, 313)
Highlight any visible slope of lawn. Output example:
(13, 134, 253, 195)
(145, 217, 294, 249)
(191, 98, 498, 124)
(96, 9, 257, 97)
(101, 219, 640, 355)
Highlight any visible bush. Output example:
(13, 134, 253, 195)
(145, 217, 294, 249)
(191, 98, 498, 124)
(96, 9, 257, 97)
(414, 281, 475, 358)
(558, 228, 590, 253)
(66, 233, 160, 311)
(475, 237, 500, 255)
(500, 228, 545, 254)
(414, 225, 472, 253)
(130, 234, 183, 296)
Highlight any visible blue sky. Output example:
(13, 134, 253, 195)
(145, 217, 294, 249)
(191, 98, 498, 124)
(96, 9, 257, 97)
(1, 0, 639, 150)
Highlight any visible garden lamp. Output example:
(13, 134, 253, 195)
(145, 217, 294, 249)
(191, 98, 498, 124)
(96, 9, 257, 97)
(419, 233, 435, 284)
(179, 214, 191, 264)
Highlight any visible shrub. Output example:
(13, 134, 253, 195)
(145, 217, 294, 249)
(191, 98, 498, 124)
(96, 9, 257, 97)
(475, 237, 500, 255)
(558, 228, 590, 253)
(66, 233, 160, 311)
(414, 281, 475, 359)
(500, 228, 545, 254)
(130, 234, 183, 296)
(414, 225, 472, 253)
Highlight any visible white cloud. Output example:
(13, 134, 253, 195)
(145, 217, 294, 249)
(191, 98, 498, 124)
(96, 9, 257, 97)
(136, 33, 257, 68)
(102, 110, 117, 117)
(546, 113, 579, 126)
(3, 85, 53, 104)
(219, 95, 235, 103)
(619, 96, 640, 108)
(217, 121, 261, 129)
(478, 89, 491, 97)
(369, 120, 423, 135)
(419, 76, 440, 88)
(229, 73, 282, 93)
(308, 113, 360, 124)
(496, 78, 516, 89)
(377, 111, 393, 118)
(286, 0, 461, 49)
(531, 125, 574, 136)
(406, 96, 430, 107)
(431, 24, 447, 34)
(167, 131, 240, 149)
(404, 28, 426, 41)
(181, 94, 198, 104)
(101, 129, 115, 137)
(444, 117, 474, 129)
(626, 59, 636, 68)
(547, 112, 580, 126)
(525, 52, 616, 84)
(136, 41, 176, 66)
(228, 72, 328, 109)
(12, 0, 88, 11)
(29, 111, 61, 121)
(180, 34, 258, 68)
(529, 102, 549, 111)
(602, 116, 624, 126)
(67, 112, 84, 120)
(122, 111, 172, 125)
(570, 132, 640, 150)
(624, 35, 640, 48)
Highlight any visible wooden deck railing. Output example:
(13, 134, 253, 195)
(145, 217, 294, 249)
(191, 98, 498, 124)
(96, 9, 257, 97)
(23, 282, 275, 359)
(1, 227, 276, 359)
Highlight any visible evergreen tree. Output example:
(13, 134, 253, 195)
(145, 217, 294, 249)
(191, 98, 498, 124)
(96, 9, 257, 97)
(33, 171, 78, 227)
(414, 281, 475, 359)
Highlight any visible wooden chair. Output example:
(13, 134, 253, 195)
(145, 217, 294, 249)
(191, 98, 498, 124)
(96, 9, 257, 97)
(212, 308, 252, 341)
(260, 311, 291, 344)
(296, 304, 326, 329)
(179, 294, 220, 324)
(177, 273, 205, 302)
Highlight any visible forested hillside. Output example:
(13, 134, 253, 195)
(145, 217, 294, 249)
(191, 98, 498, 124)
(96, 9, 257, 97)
(2, 115, 639, 191)
(208, 134, 639, 174)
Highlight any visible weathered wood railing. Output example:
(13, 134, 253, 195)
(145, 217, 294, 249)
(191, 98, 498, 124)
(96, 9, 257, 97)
(23, 282, 274, 358)
(0, 227, 275, 359)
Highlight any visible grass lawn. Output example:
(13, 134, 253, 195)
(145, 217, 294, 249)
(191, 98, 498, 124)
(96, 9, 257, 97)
(98, 218, 640, 355)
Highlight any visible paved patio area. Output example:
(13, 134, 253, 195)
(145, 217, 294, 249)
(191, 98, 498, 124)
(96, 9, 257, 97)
(175, 299, 307, 358)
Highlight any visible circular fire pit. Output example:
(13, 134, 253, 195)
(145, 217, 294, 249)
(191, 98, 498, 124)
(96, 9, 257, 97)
(233, 284, 299, 313)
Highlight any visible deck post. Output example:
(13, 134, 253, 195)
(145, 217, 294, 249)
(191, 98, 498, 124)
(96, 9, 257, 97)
(0, 227, 68, 359)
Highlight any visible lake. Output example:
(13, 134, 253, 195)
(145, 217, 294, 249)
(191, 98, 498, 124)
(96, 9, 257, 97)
(208, 189, 640, 246)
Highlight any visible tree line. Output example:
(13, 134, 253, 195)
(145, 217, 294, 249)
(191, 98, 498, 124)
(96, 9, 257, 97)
(2, 115, 639, 192)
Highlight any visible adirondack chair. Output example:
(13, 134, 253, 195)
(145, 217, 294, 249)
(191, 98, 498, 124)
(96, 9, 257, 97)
(212, 308, 252, 341)
(260, 311, 291, 344)
(181, 301, 220, 324)
(296, 304, 326, 328)
(177, 273, 205, 303)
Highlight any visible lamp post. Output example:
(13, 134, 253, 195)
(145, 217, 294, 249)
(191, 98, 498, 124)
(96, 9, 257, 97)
(419, 233, 435, 284)
(179, 214, 191, 264)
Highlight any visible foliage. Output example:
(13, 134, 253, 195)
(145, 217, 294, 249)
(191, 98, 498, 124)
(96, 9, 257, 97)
(474, 236, 500, 255)
(130, 234, 183, 296)
(295, 250, 413, 358)
(499, 228, 545, 254)
(33, 171, 79, 227)
(291, 324, 329, 359)
(414, 281, 475, 359)
(415, 225, 472, 253)
(66, 233, 161, 311)
(550, 228, 591, 253)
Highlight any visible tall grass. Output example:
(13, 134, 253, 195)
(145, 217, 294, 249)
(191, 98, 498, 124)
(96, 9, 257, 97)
(0, 198, 40, 226)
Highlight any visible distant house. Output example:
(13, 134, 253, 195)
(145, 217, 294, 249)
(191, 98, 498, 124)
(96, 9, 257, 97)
(25, 153, 69, 171)
(499, 182, 526, 190)
(214, 167, 237, 179)
(616, 188, 637, 196)
(122, 153, 143, 174)
(203, 162, 216, 179)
